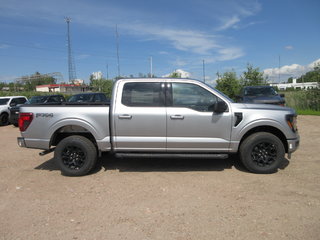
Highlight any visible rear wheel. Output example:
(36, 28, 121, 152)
(239, 132, 285, 174)
(0, 113, 9, 126)
(54, 135, 97, 176)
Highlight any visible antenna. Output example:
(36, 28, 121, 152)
(65, 17, 77, 82)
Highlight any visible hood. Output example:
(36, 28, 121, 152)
(243, 95, 284, 104)
(0, 105, 8, 112)
(231, 102, 293, 112)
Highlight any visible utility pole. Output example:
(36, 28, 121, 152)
(65, 17, 77, 83)
(115, 25, 121, 78)
(278, 55, 281, 83)
(106, 63, 109, 80)
(202, 59, 206, 83)
(150, 56, 153, 78)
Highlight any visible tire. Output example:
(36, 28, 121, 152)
(0, 113, 9, 126)
(54, 135, 97, 176)
(13, 123, 19, 127)
(239, 132, 285, 174)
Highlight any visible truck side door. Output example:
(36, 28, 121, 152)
(166, 82, 232, 152)
(113, 81, 166, 151)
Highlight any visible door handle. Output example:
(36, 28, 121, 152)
(170, 115, 184, 120)
(118, 114, 132, 119)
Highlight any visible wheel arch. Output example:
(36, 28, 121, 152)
(50, 125, 97, 148)
(239, 126, 288, 153)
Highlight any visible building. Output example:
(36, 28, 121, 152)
(91, 71, 103, 80)
(270, 79, 319, 90)
(36, 84, 90, 93)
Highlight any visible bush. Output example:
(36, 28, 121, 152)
(282, 90, 320, 112)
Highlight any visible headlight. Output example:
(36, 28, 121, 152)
(286, 114, 298, 132)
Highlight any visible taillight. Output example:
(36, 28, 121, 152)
(18, 113, 33, 132)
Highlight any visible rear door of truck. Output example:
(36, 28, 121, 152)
(113, 80, 166, 151)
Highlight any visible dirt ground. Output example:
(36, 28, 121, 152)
(0, 115, 319, 240)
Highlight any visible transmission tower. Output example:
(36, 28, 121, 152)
(65, 17, 77, 82)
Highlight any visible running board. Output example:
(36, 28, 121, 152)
(115, 153, 229, 159)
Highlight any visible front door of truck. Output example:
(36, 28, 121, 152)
(113, 81, 166, 151)
(166, 82, 232, 152)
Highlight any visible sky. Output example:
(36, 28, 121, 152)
(0, 0, 319, 85)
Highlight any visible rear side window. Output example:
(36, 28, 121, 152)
(122, 82, 164, 107)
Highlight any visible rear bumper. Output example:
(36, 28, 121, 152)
(17, 137, 26, 147)
(17, 137, 49, 150)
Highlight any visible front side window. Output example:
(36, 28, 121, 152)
(172, 83, 220, 112)
(122, 82, 164, 107)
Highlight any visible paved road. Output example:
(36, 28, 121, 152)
(0, 115, 319, 240)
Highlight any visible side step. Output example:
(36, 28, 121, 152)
(39, 148, 55, 156)
(115, 153, 229, 159)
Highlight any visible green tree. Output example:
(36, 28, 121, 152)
(169, 71, 181, 78)
(296, 64, 320, 83)
(215, 71, 241, 100)
(241, 64, 266, 86)
(90, 78, 114, 97)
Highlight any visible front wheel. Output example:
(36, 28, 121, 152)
(54, 135, 97, 176)
(239, 132, 285, 174)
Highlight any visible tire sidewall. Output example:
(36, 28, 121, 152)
(0, 113, 9, 126)
(55, 136, 97, 176)
(240, 132, 285, 174)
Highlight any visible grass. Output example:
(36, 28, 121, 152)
(296, 109, 320, 116)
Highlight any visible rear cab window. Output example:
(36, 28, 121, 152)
(121, 82, 165, 107)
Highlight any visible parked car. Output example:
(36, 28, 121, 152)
(68, 92, 110, 103)
(0, 96, 28, 126)
(237, 86, 285, 106)
(10, 95, 65, 127)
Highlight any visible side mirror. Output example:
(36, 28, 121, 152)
(211, 101, 228, 113)
(280, 93, 285, 98)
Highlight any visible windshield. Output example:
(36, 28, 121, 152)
(0, 98, 10, 105)
(244, 87, 277, 96)
(29, 96, 48, 104)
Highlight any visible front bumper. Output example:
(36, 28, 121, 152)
(287, 136, 300, 158)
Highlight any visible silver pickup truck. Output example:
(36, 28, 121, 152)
(17, 78, 299, 176)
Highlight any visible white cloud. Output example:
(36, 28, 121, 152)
(285, 45, 293, 50)
(263, 58, 320, 82)
(217, 15, 240, 31)
(216, 1, 261, 30)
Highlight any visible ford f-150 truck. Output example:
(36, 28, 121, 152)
(17, 78, 299, 176)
